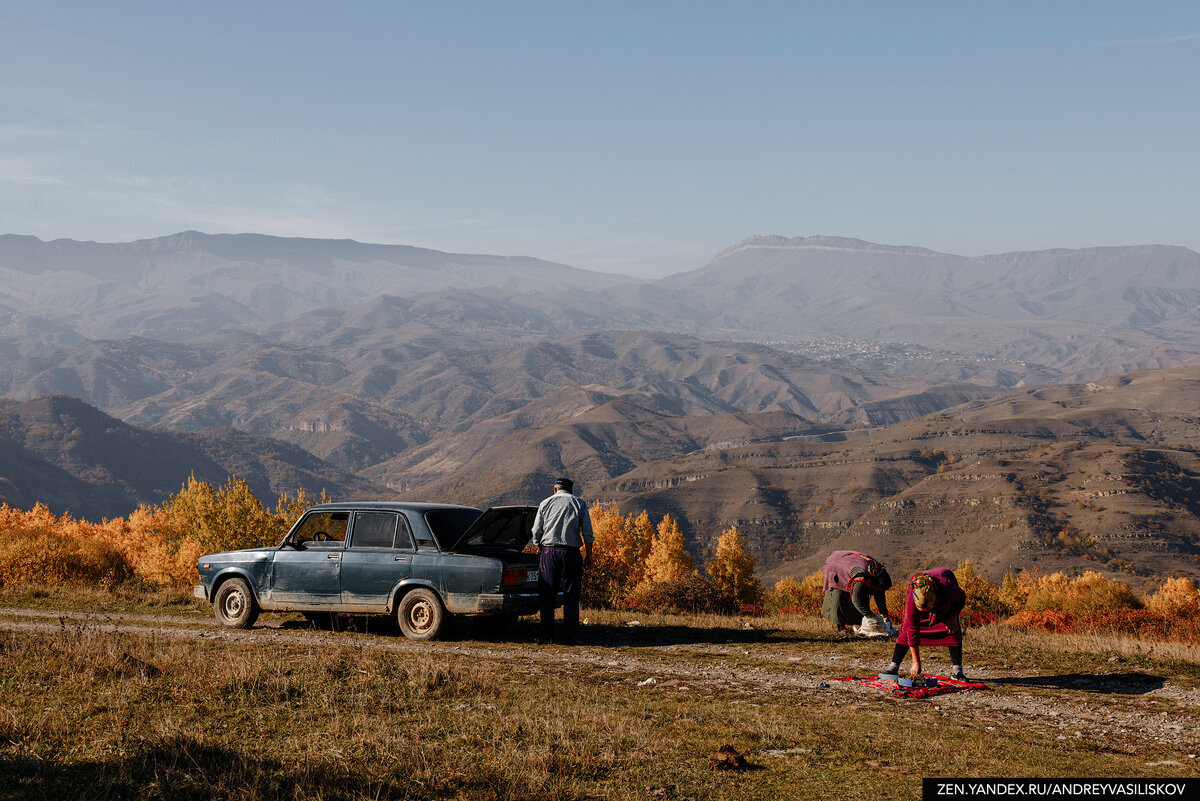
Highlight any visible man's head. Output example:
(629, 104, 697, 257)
(554, 477, 574, 494)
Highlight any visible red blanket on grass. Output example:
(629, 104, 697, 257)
(835, 674, 986, 699)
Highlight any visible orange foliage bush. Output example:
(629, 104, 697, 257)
(1009, 609, 1073, 633)
(1023, 570, 1142, 616)
(625, 572, 731, 614)
(0, 479, 313, 589)
(1145, 577, 1200, 618)
(954, 561, 1018, 617)
(0, 529, 132, 589)
(1008, 608, 1200, 643)
(766, 570, 823, 616)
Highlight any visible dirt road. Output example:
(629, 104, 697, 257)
(3, 605, 1198, 762)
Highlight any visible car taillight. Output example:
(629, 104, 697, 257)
(501, 568, 527, 587)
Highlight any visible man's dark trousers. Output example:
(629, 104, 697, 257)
(538, 545, 583, 644)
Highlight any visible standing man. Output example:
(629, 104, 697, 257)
(531, 477, 593, 645)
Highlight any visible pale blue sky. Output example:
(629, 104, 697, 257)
(2, 2, 1196, 276)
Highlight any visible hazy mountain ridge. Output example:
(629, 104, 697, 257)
(5, 232, 1200, 380)
(0, 231, 638, 340)
(651, 236, 1200, 370)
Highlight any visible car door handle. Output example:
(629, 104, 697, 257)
(327, 554, 340, 560)
(394, 555, 408, 562)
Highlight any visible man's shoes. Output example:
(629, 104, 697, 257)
(951, 668, 968, 681)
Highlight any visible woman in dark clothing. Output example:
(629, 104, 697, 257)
(884, 568, 968, 680)
(820, 550, 894, 635)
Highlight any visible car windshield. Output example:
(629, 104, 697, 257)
(423, 508, 481, 549)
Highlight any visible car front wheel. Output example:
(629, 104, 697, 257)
(397, 588, 444, 640)
(213, 577, 260, 629)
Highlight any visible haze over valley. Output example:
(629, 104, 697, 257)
(2, 231, 1199, 585)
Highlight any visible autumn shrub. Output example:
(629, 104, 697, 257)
(766, 570, 823, 616)
(0, 479, 313, 589)
(1145, 577, 1200, 618)
(1023, 570, 1142, 616)
(0, 530, 132, 589)
(158, 474, 285, 556)
(1009, 609, 1073, 633)
(1007, 608, 1200, 643)
(626, 573, 733, 615)
(954, 560, 1019, 619)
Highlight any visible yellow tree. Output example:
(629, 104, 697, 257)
(606, 509, 654, 589)
(706, 525, 763, 606)
(584, 503, 627, 607)
(274, 487, 319, 531)
(159, 474, 279, 556)
(641, 514, 694, 585)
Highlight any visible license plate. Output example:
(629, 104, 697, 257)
(528, 570, 539, 583)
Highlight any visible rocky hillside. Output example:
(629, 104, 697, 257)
(0, 327, 993, 473)
(0, 395, 384, 519)
(385, 367, 1200, 588)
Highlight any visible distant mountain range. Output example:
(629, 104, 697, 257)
(2, 231, 1199, 583)
(0, 231, 634, 341)
(4, 231, 1198, 376)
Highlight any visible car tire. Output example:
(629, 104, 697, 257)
(396, 588, 444, 640)
(213, 577, 260, 629)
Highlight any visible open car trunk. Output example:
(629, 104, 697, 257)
(441, 506, 538, 559)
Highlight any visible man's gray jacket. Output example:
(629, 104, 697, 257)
(531, 490, 594, 548)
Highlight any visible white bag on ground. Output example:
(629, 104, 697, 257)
(855, 615, 890, 638)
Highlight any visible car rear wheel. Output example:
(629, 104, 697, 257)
(397, 588, 444, 640)
(214, 577, 259, 629)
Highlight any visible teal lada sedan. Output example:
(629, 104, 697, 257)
(194, 502, 541, 640)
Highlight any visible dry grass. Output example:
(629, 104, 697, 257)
(973, 624, 1200, 675)
(1, 590, 1199, 800)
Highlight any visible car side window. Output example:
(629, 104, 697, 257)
(350, 512, 411, 549)
(291, 512, 349, 545)
(394, 517, 414, 551)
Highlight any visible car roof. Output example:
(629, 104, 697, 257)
(303, 501, 482, 514)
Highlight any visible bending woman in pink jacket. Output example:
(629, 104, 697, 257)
(883, 568, 968, 681)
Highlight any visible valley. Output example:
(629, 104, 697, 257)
(1, 232, 1199, 586)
